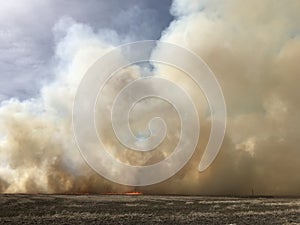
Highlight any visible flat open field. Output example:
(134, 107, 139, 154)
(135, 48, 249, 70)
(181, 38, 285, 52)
(0, 194, 299, 224)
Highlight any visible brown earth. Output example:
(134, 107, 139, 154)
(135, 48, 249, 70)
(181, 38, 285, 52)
(0, 194, 299, 224)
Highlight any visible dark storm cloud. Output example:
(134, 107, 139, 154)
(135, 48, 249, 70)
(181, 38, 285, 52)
(0, 0, 173, 100)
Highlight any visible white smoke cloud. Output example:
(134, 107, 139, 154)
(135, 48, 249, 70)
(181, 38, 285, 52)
(156, 0, 300, 195)
(0, 0, 300, 195)
(0, 17, 132, 193)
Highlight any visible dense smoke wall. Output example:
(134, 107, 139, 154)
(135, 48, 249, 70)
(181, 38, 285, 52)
(0, 1, 299, 195)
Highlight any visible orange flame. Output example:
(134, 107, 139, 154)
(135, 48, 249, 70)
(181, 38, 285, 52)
(125, 192, 142, 195)
(105, 191, 142, 195)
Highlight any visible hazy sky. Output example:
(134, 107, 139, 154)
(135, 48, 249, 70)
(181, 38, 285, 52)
(0, 0, 173, 101)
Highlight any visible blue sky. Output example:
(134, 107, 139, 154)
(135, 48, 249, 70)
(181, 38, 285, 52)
(0, 0, 173, 101)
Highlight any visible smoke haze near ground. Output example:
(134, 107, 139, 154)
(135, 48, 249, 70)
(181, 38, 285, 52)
(0, 0, 299, 195)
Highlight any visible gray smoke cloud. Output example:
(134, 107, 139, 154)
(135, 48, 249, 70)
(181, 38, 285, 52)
(0, 0, 300, 195)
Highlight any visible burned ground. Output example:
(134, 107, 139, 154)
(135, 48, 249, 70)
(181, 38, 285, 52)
(0, 194, 299, 224)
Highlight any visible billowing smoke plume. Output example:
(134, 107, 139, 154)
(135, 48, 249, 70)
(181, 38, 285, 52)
(1, 0, 300, 195)
(156, 0, 300, 195)
(0, 18, 132, 193)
